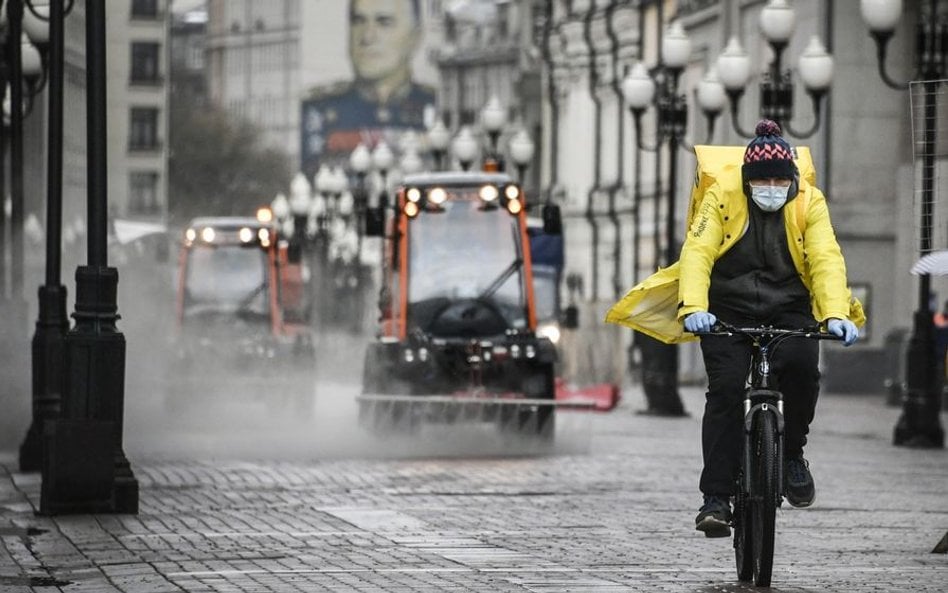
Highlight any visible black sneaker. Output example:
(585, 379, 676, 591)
(785, 454, 816, 508)
(695, 495, 732, 538)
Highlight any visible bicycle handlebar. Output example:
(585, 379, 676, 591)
(694, 320, 844, 342)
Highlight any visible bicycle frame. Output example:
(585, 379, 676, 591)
(698, 321, 841, 586)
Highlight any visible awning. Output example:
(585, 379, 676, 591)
(112, 219, 168, 245)
(910, 250, 948, 276)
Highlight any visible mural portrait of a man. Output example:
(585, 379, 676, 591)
(301, 0, 436, 172)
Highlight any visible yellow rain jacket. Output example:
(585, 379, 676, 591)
(605, 146, 865, 344)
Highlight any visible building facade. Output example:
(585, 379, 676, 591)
(204, 0, 301, 158)
(170, 1, 207, 103)
(433, 0, 543, 185)
(108, 0, 171, 224)
(542, 0, 947, 391)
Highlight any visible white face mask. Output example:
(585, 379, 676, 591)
(750, 184, 789, 212)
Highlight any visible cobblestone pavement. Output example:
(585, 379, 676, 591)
(1, 381, 946, 592)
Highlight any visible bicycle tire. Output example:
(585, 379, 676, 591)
(733, 484, 753, 581)
(752, 412, 778, 586)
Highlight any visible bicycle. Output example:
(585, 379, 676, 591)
(696, 321, 842, 587)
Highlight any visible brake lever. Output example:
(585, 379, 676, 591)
(710, 320, 737, 334)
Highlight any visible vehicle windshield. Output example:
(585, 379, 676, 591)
(408, 197, 526, 328)
(183, 244, 268, 317)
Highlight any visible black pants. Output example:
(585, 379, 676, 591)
(698, 310, 821, 496)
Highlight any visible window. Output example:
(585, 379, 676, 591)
(129, 107, 159, 150)
(130, 42, 160, 84)
(186, 44, 204, 70)
(131, 0, 158, 19)
(129, 171, 160, 215)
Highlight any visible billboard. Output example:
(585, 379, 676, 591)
(300, 0, 438, 174)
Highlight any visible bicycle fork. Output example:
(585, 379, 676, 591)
(742, 390, 786, 506)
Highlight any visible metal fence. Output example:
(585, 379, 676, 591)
(909, 80, 948, 255)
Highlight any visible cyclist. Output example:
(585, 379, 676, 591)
(680, 120, 863, 538)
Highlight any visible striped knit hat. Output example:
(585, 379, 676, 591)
(742, 119, 796, 181)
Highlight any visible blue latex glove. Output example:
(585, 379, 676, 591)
(684, 311, 717, 334)
(827, 318, 859, 346)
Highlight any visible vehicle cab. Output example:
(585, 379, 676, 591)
(170, 215, 315, 412)
(360, 171, 565, 435)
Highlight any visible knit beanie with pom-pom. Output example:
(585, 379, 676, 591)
(742, 119, 796, 182)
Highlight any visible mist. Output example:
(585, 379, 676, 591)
(116, 239, 591, 464)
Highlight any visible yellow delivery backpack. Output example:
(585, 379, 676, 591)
(605, 145, 821, 344)
(687, 145, 817, 235)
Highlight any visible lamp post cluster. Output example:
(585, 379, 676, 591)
(698, 0, 834, 138)
(620, 20, 692, 417)
(422, 96, 535, 179)
(15, 0, 139, 514)
(272, 164, 359, 328)
(859, 0, 945, 448)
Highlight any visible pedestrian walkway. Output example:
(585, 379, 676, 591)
(1, 385, 946, 592)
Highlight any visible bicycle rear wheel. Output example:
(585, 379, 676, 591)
(751, 412, 778, 586)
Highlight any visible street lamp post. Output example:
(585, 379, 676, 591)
(349, 143, 371, 253)
(400, 145, 423, 176)
(451, 126, 478, 171)
(695, 66, 727, 142)
(5, 0, 45, 304)
(20, 0, 74, 473)
(703, 0, 833, 138)
(426, 119, 450, 171)
(271, 192, 290, 233)
(0, 2, 47, 426)
(480, 95, 506, 167)
(508, 129, 535, 184)
(312, 164, 336, 321)
(860, 0, 945, 448)
(47, 0, 138, 514)
(313, 164, 333, 230)
(620, 21, 691, 417)
(371, 141, 394, 206)
(288, 171, 312, 253)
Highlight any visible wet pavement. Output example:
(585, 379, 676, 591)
(0, 382, 946, 592)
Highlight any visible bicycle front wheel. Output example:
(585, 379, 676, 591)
(733, 486, 753, 582)
(751, 411, 778, 586)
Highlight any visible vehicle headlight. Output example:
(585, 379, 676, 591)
(537, 323, 561, 344)
(429, 187, 448, 205)
(479, 185, 499, 202)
